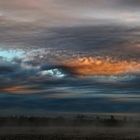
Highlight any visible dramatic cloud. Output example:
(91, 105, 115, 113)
(0, 0, 140, 115)
(62, 57, 140, 76)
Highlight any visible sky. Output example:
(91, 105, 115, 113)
(0, 0, 140, 26)
(0, 0, 140, 115)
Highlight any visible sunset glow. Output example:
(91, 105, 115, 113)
(1, 86, 32, 94)
(63, 57, 140, 76)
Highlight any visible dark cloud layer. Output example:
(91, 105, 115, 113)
(121, 0, 140, 7)
(1, 26, 140, 61)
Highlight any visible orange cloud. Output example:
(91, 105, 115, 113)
(1, 85, 32, 94)
(62, 57, 140, 76)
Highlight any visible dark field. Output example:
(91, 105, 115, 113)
(0, 115, 140, 140)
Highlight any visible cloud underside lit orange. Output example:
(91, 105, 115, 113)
(62, 57, 140, 76)
(1, 86, 32, 94)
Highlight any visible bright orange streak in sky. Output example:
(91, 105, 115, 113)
(63, 57, 140, 76)
(1, 86, 31, 94)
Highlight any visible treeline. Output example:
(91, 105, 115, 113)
(0, 134, 140, 140)
(0, 115, 139, 127)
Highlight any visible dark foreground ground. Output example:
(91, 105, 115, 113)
(0, 114, 140, 140)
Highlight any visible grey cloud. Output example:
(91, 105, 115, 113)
(0, 64, 15, 74)
(0, 0, 140, 26)
(120, 0, 140, 7)
(0, 59, 36, 85)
